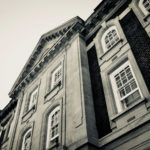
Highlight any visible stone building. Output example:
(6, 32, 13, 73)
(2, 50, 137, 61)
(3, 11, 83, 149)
(0, 0, 150, 149)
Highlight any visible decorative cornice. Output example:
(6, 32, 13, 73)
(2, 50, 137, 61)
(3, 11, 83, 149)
(85, 0, 131, 38)
(0, 99, 17, 120)
(9, 19, 84, 98)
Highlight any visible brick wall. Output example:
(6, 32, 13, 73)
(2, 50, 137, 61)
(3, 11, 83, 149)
(120, 11, 150, 91)
(87, 46, 111, 138)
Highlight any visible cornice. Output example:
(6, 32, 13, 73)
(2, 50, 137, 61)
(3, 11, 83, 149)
(9, 20, 84, 99)
(9, 17, 84, 98)
(0, 99, 17, 120)
(84, 0, 131, 38)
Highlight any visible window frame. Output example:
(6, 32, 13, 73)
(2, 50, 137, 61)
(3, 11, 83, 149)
(139, 0, 150, 15)
(28, 87, 39, 111)
(109, 61, 143, 113)
(50, 63, 63, 90)
(101, 26, 120, 52)
(46, 106, 60, 149)
(21, 128, 32, 150)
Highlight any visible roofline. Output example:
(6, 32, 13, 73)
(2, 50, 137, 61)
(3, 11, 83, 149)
(9, 16, 84, 97)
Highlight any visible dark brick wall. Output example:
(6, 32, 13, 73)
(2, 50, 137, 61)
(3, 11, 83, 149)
(120, 11, 150, 91)
(87, 46, 111, 138)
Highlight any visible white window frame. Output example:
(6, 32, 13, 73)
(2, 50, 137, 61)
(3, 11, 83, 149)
(21, 129, 32, 150)
(46, 106, 60, 149)
(101, 26, 120, 52)
(28, 87, 39, 110)
(139, 0, 150, 15)
(110, 61, 143, 113)
(51, 64, 62, 90)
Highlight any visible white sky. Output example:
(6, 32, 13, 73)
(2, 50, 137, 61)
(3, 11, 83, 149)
(0, 0, 101, 109)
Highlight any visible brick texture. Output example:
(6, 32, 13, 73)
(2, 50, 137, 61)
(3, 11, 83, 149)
(87, 46, 111, 138)
(120, 11, 150, 91)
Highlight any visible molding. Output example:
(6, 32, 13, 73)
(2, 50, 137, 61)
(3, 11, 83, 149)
(85, 0, 130, 41)
(99, 112, 150, 148)
(110, 98, 147, 121)
(9, 20, 84, 99)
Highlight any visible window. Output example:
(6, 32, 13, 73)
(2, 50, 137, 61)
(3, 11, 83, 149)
(51, 64, 62, 89)
(21, 129, 32, 150)
(110, 61, 142, 113)
(46, 106, 60, 148)
(143, 0, 150, 12)
(28, 87, 38, 110)
(139, 0, 150, 15)
(101, 26, 120, 52)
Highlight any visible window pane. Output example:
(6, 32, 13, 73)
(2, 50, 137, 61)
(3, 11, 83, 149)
(119, 88, 126, 98)
(104, 28, 120, 50)
(131, 80, 137, 90)
(117, 81, 122, 88)
(125, 84, 131, 94)
(125, 90, 141, 107)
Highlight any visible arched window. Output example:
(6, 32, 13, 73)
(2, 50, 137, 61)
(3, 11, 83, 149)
(46, 106, 60, 149)
(21, 129, 32, 150)
(101, 26, 120, 52)
(139, 0, 150, 15)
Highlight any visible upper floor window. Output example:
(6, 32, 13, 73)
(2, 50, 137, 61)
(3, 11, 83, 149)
(21, 129, 32, 150)
(28, 87, 39, 111)
(139, 0, 150, 15)
(110, 61, 142, 113)
(143, 0, 150, 12)
(51, 64, 62, 89)
(101, 26, 120, 52)
(46, 106, 60, 149)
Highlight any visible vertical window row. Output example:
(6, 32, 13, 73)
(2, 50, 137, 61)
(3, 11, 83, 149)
(100, 25, 143, 114)
(21, 63, 63, 149)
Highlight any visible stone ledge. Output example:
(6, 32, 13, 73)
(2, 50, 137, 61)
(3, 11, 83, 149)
(44, 81, 61, 103)
(99, 112, 150, 148)
(22, 105, 36, 123)
(110, 97, 147, 121)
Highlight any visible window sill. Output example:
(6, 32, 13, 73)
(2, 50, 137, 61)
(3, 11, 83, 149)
(99, 39, 123, 60)
(22, 105, 36, 122)
(48, 144, 66, 150)
(48, 137, 59, 150)
(45, 81, 61, 102)
(110, 97, 147, 121)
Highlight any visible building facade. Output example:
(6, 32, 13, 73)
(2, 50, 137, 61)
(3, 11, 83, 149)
(1, 0, 150, 149)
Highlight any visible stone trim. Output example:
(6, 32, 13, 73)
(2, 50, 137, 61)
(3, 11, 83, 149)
(9, 22, 83, 97)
